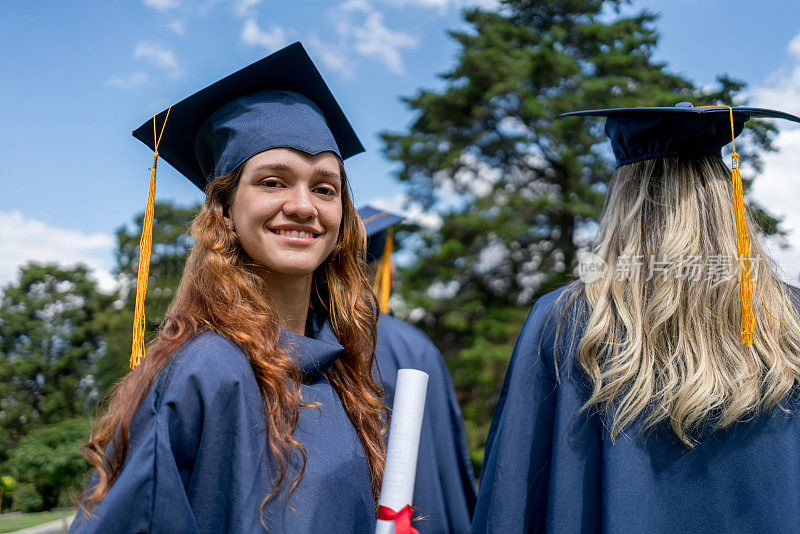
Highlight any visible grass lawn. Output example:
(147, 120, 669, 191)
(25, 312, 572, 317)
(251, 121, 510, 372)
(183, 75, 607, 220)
(0, 510, 74, 533)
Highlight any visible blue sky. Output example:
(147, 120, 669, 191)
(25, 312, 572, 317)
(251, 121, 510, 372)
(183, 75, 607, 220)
(2, 0, 800, 289)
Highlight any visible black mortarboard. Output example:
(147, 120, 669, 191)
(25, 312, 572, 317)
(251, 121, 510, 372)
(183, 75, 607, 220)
(358, 205, 406, 264)
(132, 41, 364, 190)
(561, 102, 800, 166)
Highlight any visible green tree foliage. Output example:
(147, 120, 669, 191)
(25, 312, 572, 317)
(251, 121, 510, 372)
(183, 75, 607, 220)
(381, 0, 781, 467)
(7, 418, 91, 511)
(0, 205, 198, 507)
(12, 482, 42, 513)
(97, 201, 199, 390)
(0, 264, 111, 464)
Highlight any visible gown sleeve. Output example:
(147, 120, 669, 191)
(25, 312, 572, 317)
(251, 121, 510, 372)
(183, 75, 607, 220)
(469, 296, 560, 534)
(70, 334, 268, 534)
(413, 333, 476, 534)
(375, 315, 476, 533)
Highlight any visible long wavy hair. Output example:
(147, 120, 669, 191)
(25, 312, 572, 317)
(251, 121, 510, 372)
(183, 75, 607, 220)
(81, 162, 386, 516)
(572, 156, 800, 446)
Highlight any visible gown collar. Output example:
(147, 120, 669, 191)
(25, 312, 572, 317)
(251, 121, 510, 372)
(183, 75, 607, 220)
(279, 311, 344, 377)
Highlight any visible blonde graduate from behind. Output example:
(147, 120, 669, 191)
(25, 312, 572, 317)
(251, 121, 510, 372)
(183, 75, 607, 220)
(471, 103, 800, 533)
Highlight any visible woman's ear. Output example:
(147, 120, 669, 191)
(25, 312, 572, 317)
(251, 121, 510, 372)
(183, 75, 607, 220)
(223, 212, 234, 231)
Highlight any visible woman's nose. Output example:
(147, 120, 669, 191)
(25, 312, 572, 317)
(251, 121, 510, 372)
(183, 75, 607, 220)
(282, 185, 317, 219)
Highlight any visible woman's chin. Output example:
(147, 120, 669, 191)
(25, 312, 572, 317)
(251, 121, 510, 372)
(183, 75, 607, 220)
(258, 261, 322, 279)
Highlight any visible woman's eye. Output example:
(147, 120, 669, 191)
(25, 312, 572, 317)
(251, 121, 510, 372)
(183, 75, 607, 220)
(259, 178, 284, 189)
(315, 185, 338, 197)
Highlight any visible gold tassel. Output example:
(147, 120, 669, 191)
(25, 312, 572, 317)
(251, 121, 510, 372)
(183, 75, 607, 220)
(130, 107, 172, 369)
(372, 230, 394, 315)
(699, 104, 790, 344)
(730, 150, 755, 345)
(709, 105, 754, 345)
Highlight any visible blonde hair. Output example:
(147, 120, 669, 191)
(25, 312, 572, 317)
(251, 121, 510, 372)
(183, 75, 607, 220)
(576, 156, 800, 446)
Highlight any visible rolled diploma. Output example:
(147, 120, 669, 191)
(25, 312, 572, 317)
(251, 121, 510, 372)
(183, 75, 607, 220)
(375, 368, 429, 534)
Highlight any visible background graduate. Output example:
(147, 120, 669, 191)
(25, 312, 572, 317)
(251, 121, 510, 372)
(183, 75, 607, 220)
(471, 103, 800, 533)
(360, 205, 476, 534)
(71, 43, 386, 533)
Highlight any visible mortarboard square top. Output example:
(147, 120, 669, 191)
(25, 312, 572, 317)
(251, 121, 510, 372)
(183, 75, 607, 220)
(561, 102, 800, 167)
(132, 42, 364, 191)
(358, 205, 406, 264)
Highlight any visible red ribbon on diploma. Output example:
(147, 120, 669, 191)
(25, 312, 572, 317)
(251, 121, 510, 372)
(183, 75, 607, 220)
(378, 504, 419, 534)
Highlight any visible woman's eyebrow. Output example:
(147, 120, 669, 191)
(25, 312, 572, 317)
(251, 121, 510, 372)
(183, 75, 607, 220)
(313, 168, 342, 181)
(249, 162, 295, 174)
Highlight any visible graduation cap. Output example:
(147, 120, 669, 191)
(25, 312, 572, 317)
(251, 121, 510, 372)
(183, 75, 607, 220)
(133, 41, 364, 189)
(561, 102, 800, 346)
(127, 42, 363, 368)
(561, 102, 800, 167)
(358, 205, 406, 314)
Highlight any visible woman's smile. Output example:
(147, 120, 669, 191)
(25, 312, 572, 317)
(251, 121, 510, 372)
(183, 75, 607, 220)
(269, 224, 322, 244)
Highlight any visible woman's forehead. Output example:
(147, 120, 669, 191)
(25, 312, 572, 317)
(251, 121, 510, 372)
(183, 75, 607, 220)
(244, 148, 342, 178)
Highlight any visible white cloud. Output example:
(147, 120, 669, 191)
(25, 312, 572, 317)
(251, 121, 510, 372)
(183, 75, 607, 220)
(351, 11, 417, 75)
(752, 32, 800, 108)
(106, 71, 151, 89)
(0, 212, 117, 293)
(327, 1, 417, 76)
(168, 20, 186, 35)
(307, 35, 355, 78)
(234, 0, 263, 17)
(749, 127, 800, 284)
(748, 29, 800, 283)
(240, 18, 290, 52)
(134, 40, 180, 73)
(144, 0, 180, 10)
(341, 0, 371, 11)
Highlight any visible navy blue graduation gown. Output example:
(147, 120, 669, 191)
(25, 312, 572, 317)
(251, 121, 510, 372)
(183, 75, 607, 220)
(375, 314, 476, 534)
(71, 315, 376, 533)
(472, 285, 800, 533)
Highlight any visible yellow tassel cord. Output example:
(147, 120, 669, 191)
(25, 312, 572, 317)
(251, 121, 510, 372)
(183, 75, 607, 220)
(730, 147, 755, 345)
(699, 105, 754, 344)
(696, 104, 790, 343)
(372, 230, 394, 315)
(130, 106, 173, 369)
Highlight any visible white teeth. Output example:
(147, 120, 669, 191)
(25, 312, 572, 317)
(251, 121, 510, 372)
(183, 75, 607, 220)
(275, 229, 314, 238)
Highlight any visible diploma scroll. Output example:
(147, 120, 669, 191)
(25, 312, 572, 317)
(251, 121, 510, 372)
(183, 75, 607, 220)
(375, 368, 429, 534)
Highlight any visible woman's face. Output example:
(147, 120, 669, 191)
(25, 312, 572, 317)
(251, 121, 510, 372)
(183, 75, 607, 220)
(227, 148, 343, 278)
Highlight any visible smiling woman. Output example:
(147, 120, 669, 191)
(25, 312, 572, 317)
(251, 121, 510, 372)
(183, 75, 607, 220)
(70, 43, 386, 534)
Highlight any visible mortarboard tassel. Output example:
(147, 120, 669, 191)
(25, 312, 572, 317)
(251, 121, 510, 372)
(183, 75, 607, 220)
(372, 229, 394, 315)
(130, 107, 172, 369)
(730, 148, 755, 345)
(702, 105, 755, 345)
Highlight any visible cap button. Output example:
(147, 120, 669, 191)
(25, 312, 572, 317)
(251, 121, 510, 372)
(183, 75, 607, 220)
(674, 101, 693, 107)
